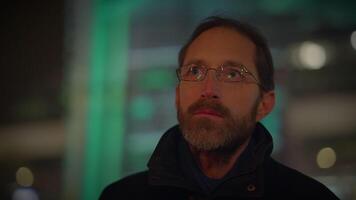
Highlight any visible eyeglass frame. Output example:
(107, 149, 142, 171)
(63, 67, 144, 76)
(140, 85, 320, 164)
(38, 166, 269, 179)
(176, 63, 265, 90)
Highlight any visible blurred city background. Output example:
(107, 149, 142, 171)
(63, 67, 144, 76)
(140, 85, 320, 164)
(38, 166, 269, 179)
(1, 0, 356, 199)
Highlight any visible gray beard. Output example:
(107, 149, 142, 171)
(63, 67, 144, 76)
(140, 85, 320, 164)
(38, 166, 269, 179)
(177, 101, 258, 154)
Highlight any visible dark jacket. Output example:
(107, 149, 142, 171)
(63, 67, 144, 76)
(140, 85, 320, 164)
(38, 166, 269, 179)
(100, 123, 339, 200)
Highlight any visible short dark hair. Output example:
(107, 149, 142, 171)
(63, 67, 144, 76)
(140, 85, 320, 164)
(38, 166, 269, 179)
(178, 16, 275, 91)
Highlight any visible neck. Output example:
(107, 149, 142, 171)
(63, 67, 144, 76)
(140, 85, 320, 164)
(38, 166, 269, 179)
(189, 137, 251, 179)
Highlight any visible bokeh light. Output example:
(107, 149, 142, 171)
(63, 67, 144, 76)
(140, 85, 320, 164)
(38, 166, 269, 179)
(316, 147, 337, 169)
(16, 167, 34, 187)
(12, 187, 39, 200)
(298, 41, 327, 70)
(351, 31, 356, 50)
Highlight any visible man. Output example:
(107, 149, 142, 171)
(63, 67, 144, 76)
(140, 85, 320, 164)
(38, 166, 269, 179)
(100, 16, 339, 199)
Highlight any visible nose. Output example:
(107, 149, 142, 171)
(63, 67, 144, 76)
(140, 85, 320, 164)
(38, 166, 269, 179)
(200, 70, 220, 99)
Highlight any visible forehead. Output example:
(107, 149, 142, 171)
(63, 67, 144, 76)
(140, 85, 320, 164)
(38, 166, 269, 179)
(183, 27, 257, 73)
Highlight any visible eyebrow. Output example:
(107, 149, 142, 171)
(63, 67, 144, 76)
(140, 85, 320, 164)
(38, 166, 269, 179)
(182, 59, 245, 67)
(222, 60, 245, 67)
(182, 59, 207, 67)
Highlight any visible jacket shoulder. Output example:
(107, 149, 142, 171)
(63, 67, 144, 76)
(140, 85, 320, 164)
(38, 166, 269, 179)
(264, 158, 339, 199)
(99, 171, 149, 200)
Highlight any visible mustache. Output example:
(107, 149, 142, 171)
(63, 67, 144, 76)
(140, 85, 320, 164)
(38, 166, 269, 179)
(187, 99, 230, 116)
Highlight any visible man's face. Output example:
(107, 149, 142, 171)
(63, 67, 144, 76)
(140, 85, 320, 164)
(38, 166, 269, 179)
(176, 27, 273, 152)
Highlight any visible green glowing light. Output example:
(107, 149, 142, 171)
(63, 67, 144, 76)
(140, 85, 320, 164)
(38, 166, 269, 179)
(81, 1, 141, 200)
(138, 68, 176, 91)
(130, 95, 154, 121)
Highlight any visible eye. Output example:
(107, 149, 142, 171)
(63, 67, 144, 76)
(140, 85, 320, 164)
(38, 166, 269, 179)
(180, 64, 204, 81)
(227, 70, 239, 78)
(222, 67, 244, 81)
(190, 65, 201, 75)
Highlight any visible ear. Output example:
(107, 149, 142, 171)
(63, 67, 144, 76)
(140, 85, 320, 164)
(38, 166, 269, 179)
(175, 85, 180, 110)
(256, 90, 275, 121)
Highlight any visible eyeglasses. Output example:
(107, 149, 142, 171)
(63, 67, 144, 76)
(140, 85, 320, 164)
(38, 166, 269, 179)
(176, 63, 262, 87)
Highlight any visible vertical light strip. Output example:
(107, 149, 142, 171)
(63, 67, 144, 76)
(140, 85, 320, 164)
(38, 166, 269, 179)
(81, 1, 134, 199)
(62, 0, 93, 199)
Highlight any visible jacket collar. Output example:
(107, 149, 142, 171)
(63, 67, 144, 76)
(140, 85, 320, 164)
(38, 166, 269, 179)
(147, 122, 274, 198)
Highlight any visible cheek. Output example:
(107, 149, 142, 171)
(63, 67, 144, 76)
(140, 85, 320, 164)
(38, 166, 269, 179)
(221, 87, 260, 114)
(178, 84, 200, 111)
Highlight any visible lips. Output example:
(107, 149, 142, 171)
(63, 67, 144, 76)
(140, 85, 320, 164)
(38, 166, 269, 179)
(193, 108, 223, 118)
